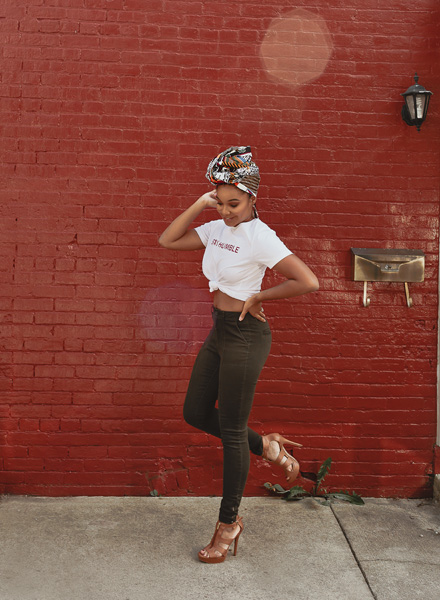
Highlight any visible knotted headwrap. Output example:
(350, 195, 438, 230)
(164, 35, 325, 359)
(205, 146, 260, 197)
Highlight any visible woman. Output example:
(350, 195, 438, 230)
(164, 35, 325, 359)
(158, 146, 318, 564)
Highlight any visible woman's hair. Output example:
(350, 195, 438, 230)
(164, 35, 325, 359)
(206, 146, 260, 197)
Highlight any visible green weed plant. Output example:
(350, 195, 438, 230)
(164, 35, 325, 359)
(264, 457, 364, 506)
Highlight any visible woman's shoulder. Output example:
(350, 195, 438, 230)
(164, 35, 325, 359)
(253, 218, 271, 231)
(196, 218, 225, 233)
(250, 218, 279, 238)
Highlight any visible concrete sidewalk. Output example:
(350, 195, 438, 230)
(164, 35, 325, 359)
(0, 495, 439, 600)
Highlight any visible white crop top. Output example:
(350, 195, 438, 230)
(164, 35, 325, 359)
(195, 218, 292, 301)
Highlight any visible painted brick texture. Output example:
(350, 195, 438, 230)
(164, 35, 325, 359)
(0, 0, 439, 498)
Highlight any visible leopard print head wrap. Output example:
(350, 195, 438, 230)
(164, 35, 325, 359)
(205, 146, 260, 197)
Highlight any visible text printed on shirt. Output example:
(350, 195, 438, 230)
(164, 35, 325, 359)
(211, 239, 240, 253)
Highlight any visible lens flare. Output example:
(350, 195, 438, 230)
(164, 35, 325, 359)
(260, 9, 333, 87)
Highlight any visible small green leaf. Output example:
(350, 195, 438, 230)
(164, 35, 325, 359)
(264, 482, 288, 494)
(150, 489, 160, 497)
(288, 485, 308, 495)
(327, 491, 365, 505)
(316, 457, 332, 487)
(284, 486, 309, 501)
(273, 484, 288, 493)
(349, 492, 364, 505)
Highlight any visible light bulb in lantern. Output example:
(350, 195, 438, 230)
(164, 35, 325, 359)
(416, 95, 424, 119)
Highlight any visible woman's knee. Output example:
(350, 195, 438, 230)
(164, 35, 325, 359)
(220, 426, 248, 447)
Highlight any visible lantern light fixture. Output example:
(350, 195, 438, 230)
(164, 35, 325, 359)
(401, 73, 432, 132)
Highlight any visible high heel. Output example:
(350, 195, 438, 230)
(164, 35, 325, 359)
(262, 433, 302, 486)
(198, 517, 244, 564)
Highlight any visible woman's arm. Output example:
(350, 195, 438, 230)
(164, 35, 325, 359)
(158, 191, 217, 251)
(239, 254, 319, 321)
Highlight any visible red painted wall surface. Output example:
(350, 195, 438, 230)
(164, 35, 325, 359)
(0, 0, 439, 498)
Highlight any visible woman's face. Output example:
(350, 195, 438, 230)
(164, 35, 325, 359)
(215, 185, 255, 227)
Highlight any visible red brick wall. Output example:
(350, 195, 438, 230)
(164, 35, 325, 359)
(1, 0, 439, 497)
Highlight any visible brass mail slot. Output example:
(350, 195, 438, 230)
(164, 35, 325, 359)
(351, 248, 425, 283)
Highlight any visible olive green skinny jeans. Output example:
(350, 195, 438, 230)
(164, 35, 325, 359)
(183, 307, 272, 524)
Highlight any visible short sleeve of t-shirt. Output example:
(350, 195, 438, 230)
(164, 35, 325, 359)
(194, 221, 211, 247)
(252, 225, 292, 269)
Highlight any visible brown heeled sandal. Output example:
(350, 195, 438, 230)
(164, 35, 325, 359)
(262, 433, 302, 486)
(198, 517, 244, 564)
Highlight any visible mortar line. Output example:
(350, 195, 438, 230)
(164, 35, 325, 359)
(330, 504, 377, 600)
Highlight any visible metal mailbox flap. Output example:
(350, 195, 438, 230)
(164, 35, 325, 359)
(351, 248, 425, 283)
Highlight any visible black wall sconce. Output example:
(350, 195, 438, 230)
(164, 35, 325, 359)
(401, 73, 432, 132)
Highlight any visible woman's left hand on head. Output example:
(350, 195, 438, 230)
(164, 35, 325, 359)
(239, 294, 266, 322)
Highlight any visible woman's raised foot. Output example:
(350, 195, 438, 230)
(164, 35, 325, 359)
(262, 433, 302, 485)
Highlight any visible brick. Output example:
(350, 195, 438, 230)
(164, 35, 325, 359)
(53, 379, 95, 392)
(40, 419, 61, 432)
(94, 379, 134, 392)
(64, 339, 84, 352)
(34, 311, 76, 325)
(60, 419, 81, 432)
(28, 446, 67, 462)
(13, 378, 53, 391)
(35, 365, 75, 378)
(69, 446, 108, 459)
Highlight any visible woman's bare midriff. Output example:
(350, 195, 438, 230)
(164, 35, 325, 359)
(213, 290, 245, 312)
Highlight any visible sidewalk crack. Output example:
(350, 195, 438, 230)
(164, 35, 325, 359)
(331, 505, 377, 600)
(363, 558, 440, 567)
